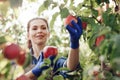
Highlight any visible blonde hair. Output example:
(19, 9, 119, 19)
(27, 17, 49, 49)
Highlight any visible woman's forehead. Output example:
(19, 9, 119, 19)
(30, 19, 47, 26)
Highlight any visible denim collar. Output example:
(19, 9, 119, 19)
(30, 48, 44, 64)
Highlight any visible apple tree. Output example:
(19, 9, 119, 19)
(0, 0, 120, 80)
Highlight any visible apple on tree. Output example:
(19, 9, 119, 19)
(82, 21, 87, 30)
(95, 35, 105, 46)
(43, 46, 58, 58)
(2, 43, 21, 60)
(64, 14, 87, 30)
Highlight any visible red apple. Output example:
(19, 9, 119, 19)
(16, 50, 26, 66)
(16, 75, 30, 80)
(2, 43, 20, 60)
(95, 35, 105, 46)
(82, 22, 87, 30)
(43, 46, 58, 58)
(64, 14, 77, 27)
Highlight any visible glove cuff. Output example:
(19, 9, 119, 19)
(70, 40, 79, 49)
(32, 67, 42, 77)
(32, 62, 44, 77)
(32, 62, 49, 77)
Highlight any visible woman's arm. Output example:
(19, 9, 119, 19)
(65, 17, 83, 71)
(67, 48, 79, 70)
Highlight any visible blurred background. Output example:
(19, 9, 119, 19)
(0, 0, 120, 80)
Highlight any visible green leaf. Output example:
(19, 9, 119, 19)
(97, 26, 111, 36)
(92, 9, 98, 18)
(56, 67, 69, 73)
(88, 33, 97, 49)
(110, 35, 120, 58)
(53, 75, 64, 80)
(60, 7, 69, 18)
(44, 0, 52, 8)
(38, 5, 46, 15)
(50, 12, 59, 28)
(111, 58, 120, 71)
(23, 53, 32, 69)
(0, 36, 6, 44)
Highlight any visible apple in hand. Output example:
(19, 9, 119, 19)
(16, 50, 26, 66)
(2, 43, 20, 60)
(64, 14, 87, 30)
(43, 46, 58, 58)
(64, 14, 77, 27)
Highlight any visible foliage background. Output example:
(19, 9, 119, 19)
(0, 0, 120, 80)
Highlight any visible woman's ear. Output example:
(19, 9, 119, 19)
(27, 33, 29, 40)
(27, 33, 32, 48)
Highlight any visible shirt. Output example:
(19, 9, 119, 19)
(30, 48, 81, 79)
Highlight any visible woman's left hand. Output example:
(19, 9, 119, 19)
(66, 17, 83, 49)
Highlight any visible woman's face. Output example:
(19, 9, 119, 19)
(28, 19, 50, 46)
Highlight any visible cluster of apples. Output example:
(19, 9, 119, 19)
(2, 43, 26, 66)
(2, 43, 58, 66)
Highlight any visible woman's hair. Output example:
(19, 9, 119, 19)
(27, 17, 49, 49)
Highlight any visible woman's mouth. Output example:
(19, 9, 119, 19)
(36, 34, 44, 39)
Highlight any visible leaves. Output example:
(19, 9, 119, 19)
(50, 12, 59, 28)
(0, 0, 120, 80)
(9, 0, 23, 8)
(38, 4, 46, 15)
(0, 36, 6, 44)
(60, 7, 69, 19)
(53, 75, 64, 80)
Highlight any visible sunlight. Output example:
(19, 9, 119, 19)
(18, 2, 39, 27)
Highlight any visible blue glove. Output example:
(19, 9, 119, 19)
(66, 17, 83, 49)
(32, 52, 56, 77)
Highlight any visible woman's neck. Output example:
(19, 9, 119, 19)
(32, 44, 45, 59)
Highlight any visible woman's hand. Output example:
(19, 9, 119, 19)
(32, 52, 56, 77)
(66, 17, 83, 49)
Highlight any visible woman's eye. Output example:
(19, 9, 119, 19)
(32, 26, 37, 30)
(41, 25, 47, 30)
(42, 27, 46, 30)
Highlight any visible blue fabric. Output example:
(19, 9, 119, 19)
(32, 52, 49, 77)
(66, 17, 83, 49)
(31, 49, 81, 78)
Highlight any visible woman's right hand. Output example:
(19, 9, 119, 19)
(32, 52, 56, 77)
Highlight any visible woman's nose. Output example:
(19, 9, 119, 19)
(37, 28, 42, 33)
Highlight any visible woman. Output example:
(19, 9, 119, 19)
(17, 17, 83, 80)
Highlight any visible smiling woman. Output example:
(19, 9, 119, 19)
(27, 18, 50, 49)
(16, 15, 83, 79)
